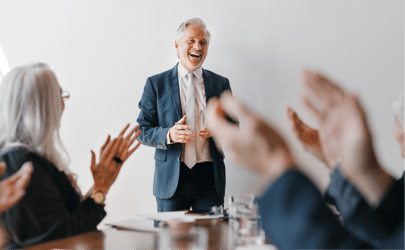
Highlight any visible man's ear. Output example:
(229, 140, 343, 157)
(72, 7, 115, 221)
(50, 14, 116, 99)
(175, 41, 179, 51)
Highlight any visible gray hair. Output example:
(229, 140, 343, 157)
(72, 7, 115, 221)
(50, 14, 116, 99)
(176, 18, 211, 44)
(0, 63, 77, 185)
(392, 94, 404, 127)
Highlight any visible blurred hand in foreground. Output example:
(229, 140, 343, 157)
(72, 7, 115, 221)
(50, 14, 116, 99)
(207, 91, 296, 180)
(301, 69, 392, 206)
(287, 107, 328, 166)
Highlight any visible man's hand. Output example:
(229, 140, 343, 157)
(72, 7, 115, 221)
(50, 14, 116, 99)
(169, 115, 196, 143)
(0, 161, 33, 213)
(287, 107, 328, 166)
(301, 69, 392, 206)
(207, 91, 296, 180)
(198, 126, 212, 139)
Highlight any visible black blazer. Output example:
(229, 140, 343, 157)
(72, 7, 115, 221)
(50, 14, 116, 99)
(0, 147, 106, 248)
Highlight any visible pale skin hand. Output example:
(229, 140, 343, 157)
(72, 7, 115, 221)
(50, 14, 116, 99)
(0, 161, 33, 213)
(169, 115, 196, 143)
(89, 124, 142, 195)
(287, 107, 328, 167)
(302, 69, 393, 207)
(207, 91, 296, 180)
(198, 125, 213, 139)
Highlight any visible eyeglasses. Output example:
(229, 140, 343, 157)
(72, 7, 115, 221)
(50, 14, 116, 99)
(62, 90, 70, 101)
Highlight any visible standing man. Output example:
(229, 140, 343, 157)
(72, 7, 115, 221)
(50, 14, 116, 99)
(137, 18, 231, 213)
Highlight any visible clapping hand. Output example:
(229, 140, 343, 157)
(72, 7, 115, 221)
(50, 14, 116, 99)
(207, 91, 296, 180)
(301, 69, 392, 206)
(287, 107, 330, 167)
(90, 124, 142, 195)
(0, 161, 33, 213)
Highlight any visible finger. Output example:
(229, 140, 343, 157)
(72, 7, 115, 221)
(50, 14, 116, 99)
(117, 138, 128, 158)
(176, 125, 193, 131)
(6, 161, 32, 184)
(301, 69, 345, 109)
(207, 97, 240, 145)
(100, 138, 117, 162)
(177, 115, 187, 124)
(108, 137, 123, 161)
(179, 135, 195, 140)
(90, 150, 97, 171)
(301, 95, 323, 124)
(0, 162, 6, 177)
(3, 190, 26, 211)
(118, 123, 130, 137)
(219, 91, 241, 122)
(126, 141, 142, 159)
(125, 125, 139, 141)
(15, 162, 33, 190)
(127, 130, 142, 148)
(100, 135, 111, 152)
(176, 130, 196, 136)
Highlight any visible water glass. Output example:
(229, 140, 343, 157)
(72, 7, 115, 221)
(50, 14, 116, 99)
(229, 194, 266, 246)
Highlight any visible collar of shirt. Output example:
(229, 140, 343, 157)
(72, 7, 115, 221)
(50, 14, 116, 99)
(177, 63, 203, 79)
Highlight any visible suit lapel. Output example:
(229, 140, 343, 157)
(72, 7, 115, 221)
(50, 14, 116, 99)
(202, 69, 213, 102)
(168, 64, 182, 120)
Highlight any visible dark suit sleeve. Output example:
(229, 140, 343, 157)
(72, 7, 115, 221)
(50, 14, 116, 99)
(324, 168, 404, 248)
(137, 77, 171, 149)
(0, 150, 106, 247)
(259, 170, 374, 249)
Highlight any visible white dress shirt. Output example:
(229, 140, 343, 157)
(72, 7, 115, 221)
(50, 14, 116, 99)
(166, 63, 212, 163)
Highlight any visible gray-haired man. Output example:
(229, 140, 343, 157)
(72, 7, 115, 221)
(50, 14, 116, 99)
(137, 18, 231, 213)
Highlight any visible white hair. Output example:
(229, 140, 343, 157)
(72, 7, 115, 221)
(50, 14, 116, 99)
(0, 63, 77, 186)
(392, 94, 404, 128)
(176, 18, 211, 44)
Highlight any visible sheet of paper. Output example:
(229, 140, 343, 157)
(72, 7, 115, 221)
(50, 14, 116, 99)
(136, 211, 223, 222)
(106, 219, 161, 233)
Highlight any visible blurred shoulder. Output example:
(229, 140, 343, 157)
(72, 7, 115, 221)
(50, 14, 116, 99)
(0, 146, 48, 174)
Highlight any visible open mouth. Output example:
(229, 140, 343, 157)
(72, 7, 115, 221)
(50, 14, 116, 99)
(189, 52, 202, 59)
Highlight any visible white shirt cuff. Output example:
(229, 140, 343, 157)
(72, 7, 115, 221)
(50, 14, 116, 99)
(166, 128, 175, 145)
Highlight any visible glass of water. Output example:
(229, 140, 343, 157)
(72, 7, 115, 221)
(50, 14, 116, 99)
(229, 194, 266, 246)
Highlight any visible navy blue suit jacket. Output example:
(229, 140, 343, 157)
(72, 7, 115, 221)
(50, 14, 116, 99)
(137, 64, 231, 199)
(259, 170, 404, 249)
(324, 168, 404, 248)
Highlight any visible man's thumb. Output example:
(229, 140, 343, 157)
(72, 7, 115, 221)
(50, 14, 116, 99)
(178, 115, 187, 124)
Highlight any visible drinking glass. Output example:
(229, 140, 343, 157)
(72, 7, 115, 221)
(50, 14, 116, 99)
(229, 194, 266, 246)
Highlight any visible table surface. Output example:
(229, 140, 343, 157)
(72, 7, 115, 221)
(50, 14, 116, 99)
(26, 219, 234, 249)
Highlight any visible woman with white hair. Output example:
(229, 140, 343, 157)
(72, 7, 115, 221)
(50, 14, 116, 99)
(0, 63, 141, 248)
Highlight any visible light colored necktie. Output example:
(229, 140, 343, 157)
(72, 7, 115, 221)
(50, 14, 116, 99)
(184, 72, 196, 168)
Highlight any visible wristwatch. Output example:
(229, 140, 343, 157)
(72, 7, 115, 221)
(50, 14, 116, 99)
(90, 190, 106, 204)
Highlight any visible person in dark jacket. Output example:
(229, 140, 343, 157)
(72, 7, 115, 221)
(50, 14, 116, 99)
(206, 69, 403, 249)
(287, 89, 404, 248)
(0, 63, 141, 248)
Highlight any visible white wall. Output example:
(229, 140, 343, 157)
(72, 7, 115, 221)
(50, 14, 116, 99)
(0, 0, 403, 228)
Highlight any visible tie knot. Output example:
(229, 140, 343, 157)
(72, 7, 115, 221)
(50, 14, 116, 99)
(187, 72, 194, 80)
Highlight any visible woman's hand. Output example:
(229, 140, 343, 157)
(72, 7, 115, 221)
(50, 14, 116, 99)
(90, 124, 142, 195)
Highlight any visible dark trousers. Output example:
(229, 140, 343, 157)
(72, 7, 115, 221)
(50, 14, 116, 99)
(157, 161, 224, 212)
